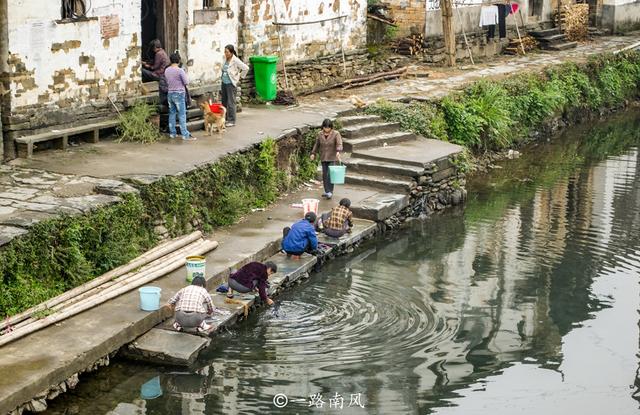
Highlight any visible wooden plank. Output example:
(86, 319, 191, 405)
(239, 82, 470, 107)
(14, 120, 120, 144)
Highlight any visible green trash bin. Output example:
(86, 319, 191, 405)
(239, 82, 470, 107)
(250, 55, 279, 101)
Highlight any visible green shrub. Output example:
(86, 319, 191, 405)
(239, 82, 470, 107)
(117, 102, 161, 144)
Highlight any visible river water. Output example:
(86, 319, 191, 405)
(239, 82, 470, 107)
(45, 110, 640, 415)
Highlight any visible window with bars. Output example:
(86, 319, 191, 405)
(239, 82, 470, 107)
(61, 0, 87, 19)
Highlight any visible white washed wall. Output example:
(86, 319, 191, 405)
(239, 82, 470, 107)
(239, 0, 367, 63)
(5, 0, 141, 110)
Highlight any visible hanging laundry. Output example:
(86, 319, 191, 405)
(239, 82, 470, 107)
(497, 4, 507, 38)
(479, 5, 499, 27)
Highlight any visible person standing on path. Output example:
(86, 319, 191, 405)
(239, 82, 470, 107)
(310, 119, 343, 199)
(221, 45, 249, 127)
(165, 53, 195, 141)
(168, 276, 214, 332)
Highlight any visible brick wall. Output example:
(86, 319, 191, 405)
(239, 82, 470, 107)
(386, 0, 427, 37)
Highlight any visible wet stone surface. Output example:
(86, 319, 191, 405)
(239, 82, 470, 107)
(0, 166, 137, 246)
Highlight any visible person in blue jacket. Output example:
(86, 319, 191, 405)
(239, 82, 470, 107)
(282, 212, 318, 258)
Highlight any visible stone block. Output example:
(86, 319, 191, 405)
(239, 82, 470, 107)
(124, 329, 210, 366)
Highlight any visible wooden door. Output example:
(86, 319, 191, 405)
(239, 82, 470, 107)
(157, 0, 179, 55)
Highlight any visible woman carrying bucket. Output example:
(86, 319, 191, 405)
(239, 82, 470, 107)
(310, 119, 343, 200)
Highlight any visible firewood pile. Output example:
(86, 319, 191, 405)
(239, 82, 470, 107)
(391, 34, 426, 56)
(556, 3, 589, 41)
(504, 35, 539, 55)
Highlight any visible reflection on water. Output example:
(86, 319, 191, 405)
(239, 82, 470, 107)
(45, 111, 640, 414)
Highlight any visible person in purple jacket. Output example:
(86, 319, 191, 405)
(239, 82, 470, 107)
(227, 261, 278, 305)
(164, 52, 195, 141)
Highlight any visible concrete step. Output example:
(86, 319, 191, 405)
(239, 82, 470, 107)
(341, 122, 401, 139)
(530, 28, 561, 38)
(123, 328, 210, 366)
(343, 131, 416, 151)
(173, 120, 205, 135)
(547, 41, 578, 51)
(351, 193, 410, 221)
(317, 218, 377, 246)
(538, 33, 567, 43)
(344, 157, 424, 177)
(160, 108, 203, 121)
(345, 172, 415, 193)
(338, 114, 382, 128)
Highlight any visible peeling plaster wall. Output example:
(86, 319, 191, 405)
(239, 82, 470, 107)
(3, 0, 141, 121)
(238, 0, 367, 63)
(184, 0, 239, 86)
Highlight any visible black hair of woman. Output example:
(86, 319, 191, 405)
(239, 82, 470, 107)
(224, 44, 238, 57)
(321, 119, 334, 130)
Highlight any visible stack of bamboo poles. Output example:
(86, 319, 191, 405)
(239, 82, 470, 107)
(0, 231, 218, 347)
(504, 36, 539, 55)
(342, 67, 408, 89)
(391, 34, 426, 56)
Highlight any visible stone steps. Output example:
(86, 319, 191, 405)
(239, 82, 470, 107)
(343, 131, 416, 151)
(547, 41, 578, 51)
(529, 28, 561, 38)
(345, 172, 415, 193)
(344, 157, 425, 177)
(529, 27, 577, 51)
(338, 114, 381, 128)
(341, 122, 401, 139)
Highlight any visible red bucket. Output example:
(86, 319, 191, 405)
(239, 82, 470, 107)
(208, 103, 224, 114)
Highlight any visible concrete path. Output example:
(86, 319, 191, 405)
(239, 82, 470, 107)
(8, 106, 328, 179)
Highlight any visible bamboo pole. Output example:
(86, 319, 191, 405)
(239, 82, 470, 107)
(8, 239, 209, 332)
(0, 231, 203, 333)
(455, 5, 475, 65)
(0, 240, 219, 348)
(271, 0, 289, 90)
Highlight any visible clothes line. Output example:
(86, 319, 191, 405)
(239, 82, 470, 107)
(272, 15, 348, 26)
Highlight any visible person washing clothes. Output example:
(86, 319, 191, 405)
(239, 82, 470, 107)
(282, 212, 318, 258)
(310, 119, 343, 200)
(221, 45, 249, 127)
(227, 261, 278, 305)
(167, 276, 214, 333)
(319, 198, 353, 238)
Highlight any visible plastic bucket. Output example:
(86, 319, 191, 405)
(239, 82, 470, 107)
(139, 286, 161, 311)
(140, 376, 162, 400)
(302, 198, 319, 216)
(329, 165, 346, 184)
(186, 255, 206, 283)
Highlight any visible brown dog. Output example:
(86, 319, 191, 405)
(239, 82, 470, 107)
(201, 102, 227, 135)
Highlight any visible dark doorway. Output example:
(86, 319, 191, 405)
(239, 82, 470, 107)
(141, 0, 157, 61)
(140, 0, 179, 61)
(529, 0, 543, 17)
